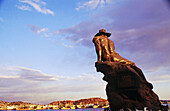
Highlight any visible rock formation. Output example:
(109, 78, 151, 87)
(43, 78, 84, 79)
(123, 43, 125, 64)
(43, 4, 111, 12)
(92, 29, 167, 111)
(95, 61, 162, 111)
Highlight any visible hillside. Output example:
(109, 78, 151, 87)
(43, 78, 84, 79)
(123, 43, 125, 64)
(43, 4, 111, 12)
(49, 97, 109, 106)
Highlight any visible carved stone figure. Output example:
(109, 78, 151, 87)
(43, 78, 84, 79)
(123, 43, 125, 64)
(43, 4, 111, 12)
(93, 29, 166, 111)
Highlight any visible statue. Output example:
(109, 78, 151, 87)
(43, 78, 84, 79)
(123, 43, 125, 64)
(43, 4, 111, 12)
(93, 29, 134, 65)
(93, 29, 166, 111)
(93, 29, 149, 84)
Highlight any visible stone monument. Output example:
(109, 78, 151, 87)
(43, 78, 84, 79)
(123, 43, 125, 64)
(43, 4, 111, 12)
(93, 29, 166, 111)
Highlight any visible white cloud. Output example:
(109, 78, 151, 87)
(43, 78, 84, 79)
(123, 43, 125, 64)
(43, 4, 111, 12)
(36, 28, 48, 34)
(76, 0, 100, 10)
(76, 0, 112, 10)
(16, 5, 32, 11)
(17, 0, 54, 15)
(32, 0, 46, 5)
(27, 25, 48, 34)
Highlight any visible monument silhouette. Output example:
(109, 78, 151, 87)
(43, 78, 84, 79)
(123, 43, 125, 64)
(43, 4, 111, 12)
(93, 29, 166, 111)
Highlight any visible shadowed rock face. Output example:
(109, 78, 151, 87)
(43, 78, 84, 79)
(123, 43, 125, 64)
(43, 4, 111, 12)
(95, 61, 162, 111)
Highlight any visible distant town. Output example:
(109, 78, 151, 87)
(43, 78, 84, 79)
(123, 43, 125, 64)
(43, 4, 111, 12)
(0, 97, 169, 110)
(0, 97, 110, 110)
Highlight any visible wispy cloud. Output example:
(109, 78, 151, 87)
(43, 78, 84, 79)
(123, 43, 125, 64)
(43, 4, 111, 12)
(76, 0, 100, 10)
(76, 0, 112, 10)
(36, 28, 48, 34)
(148, 74, 170, 83)
(0, 66, 58, 82)
(27, 24, 48, 34)
(17, 0, 54, 15)
(56, 41, 73, 48)
(54, 21, 101, 47)
(0, 65, 101, 83)
(0, 65, 104, 104)
(16, 4, 31, 11)
(144, 65, 170, 83)
(17, 67, 59, 81)
(26, 25, 73, 48)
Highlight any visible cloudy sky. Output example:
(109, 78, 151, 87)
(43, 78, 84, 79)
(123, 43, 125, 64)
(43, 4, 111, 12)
(0, 0, 170, 104)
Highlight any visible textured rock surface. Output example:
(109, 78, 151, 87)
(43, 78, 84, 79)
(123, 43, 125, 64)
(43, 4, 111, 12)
(95, 61, 162, 111)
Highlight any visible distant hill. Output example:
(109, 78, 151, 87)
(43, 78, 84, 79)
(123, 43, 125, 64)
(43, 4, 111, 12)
(0, 100, 9, 104)
(49, 97, 109, 106)
(1, 98, 169, 105)
(9, 101, 32, 105)
(0, 98, 110, 110)
(0, 100, 33, 105)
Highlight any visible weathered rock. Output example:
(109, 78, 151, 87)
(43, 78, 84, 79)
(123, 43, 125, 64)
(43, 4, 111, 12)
(95, 61, 162, 111)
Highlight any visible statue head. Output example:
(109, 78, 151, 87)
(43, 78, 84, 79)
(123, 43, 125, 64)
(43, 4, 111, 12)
(95, 29, 111, 37)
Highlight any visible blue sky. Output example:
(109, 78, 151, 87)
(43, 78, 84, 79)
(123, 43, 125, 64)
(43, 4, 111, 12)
(0, 0, 170, 104)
